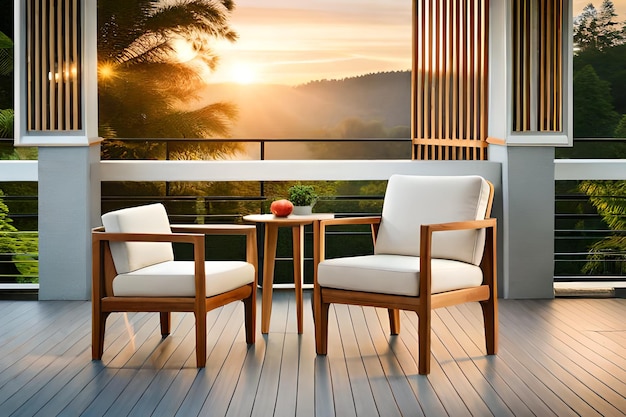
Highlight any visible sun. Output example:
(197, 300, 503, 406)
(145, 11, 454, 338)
(231, 63, 257, 84)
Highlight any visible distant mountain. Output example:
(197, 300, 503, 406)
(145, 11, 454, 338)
(195, 71, 411, 140)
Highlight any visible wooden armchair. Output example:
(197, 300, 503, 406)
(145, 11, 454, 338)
(314, 175, 497, 374)
(92, 203, 257, 367)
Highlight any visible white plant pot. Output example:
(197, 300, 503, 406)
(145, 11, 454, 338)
(292, 205, 313, 215)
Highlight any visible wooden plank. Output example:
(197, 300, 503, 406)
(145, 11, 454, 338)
(274, 333, 299, 417)
(1, 296, 625, 417)
(486, 302, 603, 417)
(440, 305, 542, 417)
(372, 308, 448, 416)
(364, 307, 426, 417)
(295, 292, 316, 417)
(169, 303, 246, 416)
(249, 332, 283, 416)
(222, 329, 266, 417)
(396, 309, 474, 416)
(431, 307, 515, 417)
(0, 304, 93, 405)
(450, 302, 563, 417)
(195, 328, 251, 417)
(2, 322, 93, 416)
(349, 305, 403, 417)
(326, 304, 356, 417)
(334, 303, 379, 416)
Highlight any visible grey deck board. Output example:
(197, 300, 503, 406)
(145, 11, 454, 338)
(1, 295, 625, 416)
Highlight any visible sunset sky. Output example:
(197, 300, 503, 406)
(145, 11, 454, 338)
(207, 0, 626, 86)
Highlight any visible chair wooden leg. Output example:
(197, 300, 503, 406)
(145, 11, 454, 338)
(480, 297, 498, 355)
(160, 312, 171, 337)
(388, 309, 400, 335)
(92, 311, 109, 360)
(314, 292, 330, 355)
(195, 311, 207, 368)
(244, 284, 256, 344)
(418, 311, 431, 375)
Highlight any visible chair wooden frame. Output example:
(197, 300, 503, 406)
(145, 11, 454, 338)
(313, 183, 497, 375)
(92, 224, 257, 368)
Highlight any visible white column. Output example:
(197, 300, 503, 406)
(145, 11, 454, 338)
(37, 145, 100, 300)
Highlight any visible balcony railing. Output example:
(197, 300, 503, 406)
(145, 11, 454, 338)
(0, 146, 624, 289)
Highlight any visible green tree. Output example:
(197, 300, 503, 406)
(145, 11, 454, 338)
(579, 181, 626, 275)
(0, 189, 37, 283)
(574, 44, 626, 115)
(597, 0, 623, 48)
(0, 30, 12, 76)
(98, 0, 242, 160)
(574, 1, 625, 52)
(574, 3, 600, 51)
(615, 114, 626, 137)
(0, 30, 13, 137)
(0, 108, 12, 138)
(573, 64, 619, 138)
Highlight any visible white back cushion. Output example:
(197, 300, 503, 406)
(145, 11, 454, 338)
(101, 203, 174, 274)
(374, 175, 491, 265)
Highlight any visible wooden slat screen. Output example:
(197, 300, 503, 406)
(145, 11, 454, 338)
(512, 0, 563, 132)
(26, 0, 81, 131)
(413, 0, 489, 160)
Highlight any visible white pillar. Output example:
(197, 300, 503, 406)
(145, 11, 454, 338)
(490, 145, 555, 299)
(37, 145, 100, 300)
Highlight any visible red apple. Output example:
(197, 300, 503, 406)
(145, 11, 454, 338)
(270, 199, 293, 217)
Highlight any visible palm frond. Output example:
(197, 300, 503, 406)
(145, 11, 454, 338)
(580, 180, 626, 230)
(0, 109, 14, 138)
(150, 1, 238, 42)
(155, 101, 238, 139)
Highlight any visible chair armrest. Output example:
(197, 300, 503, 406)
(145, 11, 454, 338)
(419, 218, 497, 297)
(320, 216, 381, 228)
(422, 218, 496, 233)
(92, 229, 204, 244)
(319, 216, 381, 261)
(171, 224, 258, 274)
(171, 224, 256, 236)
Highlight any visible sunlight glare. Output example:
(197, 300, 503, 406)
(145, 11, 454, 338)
(231, 63, 257, 84)
(172, 38, 197, 63)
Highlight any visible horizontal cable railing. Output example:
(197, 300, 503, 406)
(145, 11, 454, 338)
(0, 144, 624, 287)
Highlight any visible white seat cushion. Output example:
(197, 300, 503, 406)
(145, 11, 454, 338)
(113, 260, 255, 297)
(101, 203, 174, 274)
(318, 255, 483, 296)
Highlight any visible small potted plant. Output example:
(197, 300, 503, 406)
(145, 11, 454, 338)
(288, 183, 318, 215)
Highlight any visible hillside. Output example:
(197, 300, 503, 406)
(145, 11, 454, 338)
(195, 71, 411, 140)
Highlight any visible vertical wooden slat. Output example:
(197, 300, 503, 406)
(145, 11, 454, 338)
(41, 0, 48, 130)
(48, 0, 56, 129)
(73, 0, 80, 130)
(427, 0, 434, 144)
(441, 2, 454, 139)
(26, 0, 81, 132)
(453, 0, 459, 151)
(540, 0, 546, 131)
(57, 0, 63, 130)
(512, 0, 563, 133)
(412, 0, 489, 160)
(64, 0, 70, 128)
(514, 0, 520, 130)
(556, 0, 562, 131)
(480, 0, 488, 148)
(30, 0, 37, 130)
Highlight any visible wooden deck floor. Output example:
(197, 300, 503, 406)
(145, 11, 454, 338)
(1, 290, 625, 417)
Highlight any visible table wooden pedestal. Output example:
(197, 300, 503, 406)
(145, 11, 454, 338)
(243, 213, 333, 334)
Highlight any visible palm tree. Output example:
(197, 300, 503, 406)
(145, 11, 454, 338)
(579, 180, 626, 275)
(98, 0, 242, 160)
